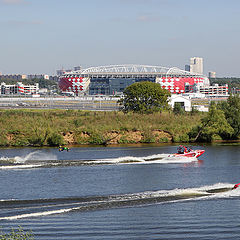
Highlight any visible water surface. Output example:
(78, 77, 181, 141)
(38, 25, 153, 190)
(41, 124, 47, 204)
(0, 144, 240, 239)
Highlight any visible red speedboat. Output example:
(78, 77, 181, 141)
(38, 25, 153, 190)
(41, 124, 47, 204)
(174, 146, 205, 158)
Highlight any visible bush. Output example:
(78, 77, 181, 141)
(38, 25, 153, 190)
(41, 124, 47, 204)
(0, 226, 34, 240)
(190, 106, 199, 115)
(172, 134, 189, 143)
(188, 126, 199, 140)
(0, 135, 8, 146)
(140, 130, 156, 143)
(28, 137, 45, 146)
(118, 136, 129, 144)
(73, 119, 82, 127)
(47, 132, 64, 146)
(158, 137, 169, 143)
(12, 136, 29, 147)
(88, 133, 106, 145)
(173, 103, 185, 115)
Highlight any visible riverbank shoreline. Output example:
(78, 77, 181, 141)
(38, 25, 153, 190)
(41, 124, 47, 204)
(0, 109, 205, 147)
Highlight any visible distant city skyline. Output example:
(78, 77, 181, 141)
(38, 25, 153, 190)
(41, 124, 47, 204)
(0, 0, 240, 77)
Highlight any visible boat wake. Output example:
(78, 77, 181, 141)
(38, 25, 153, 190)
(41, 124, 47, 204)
(0, 151, 57, 169)
(0, 153, 199, 169)
(93, 153, 198, 164)
(0, 183, 237, 221)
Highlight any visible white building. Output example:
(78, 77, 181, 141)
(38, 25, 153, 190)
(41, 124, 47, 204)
(27, 74, 49, 80)
(169, 95, 192, 111)
(199, 84, 228, 97)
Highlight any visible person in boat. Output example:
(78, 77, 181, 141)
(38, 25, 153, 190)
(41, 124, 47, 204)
(186, 146, 192, 152)
(59, 146, 69, 152)
(177, 145, 193, 154)
(233, 183, 240, 189)
(177, 145, 185, 154)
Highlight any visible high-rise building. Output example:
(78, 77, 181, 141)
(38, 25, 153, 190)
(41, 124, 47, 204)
(185, 65, 190, 72)
(189, 57, 203, 75)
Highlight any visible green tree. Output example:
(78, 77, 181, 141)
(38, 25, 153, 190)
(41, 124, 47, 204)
(189, 103, 233, 142)
(173, 102, 185, 115)
(221, 94, 240, 139)
(118, 81, 170, 114)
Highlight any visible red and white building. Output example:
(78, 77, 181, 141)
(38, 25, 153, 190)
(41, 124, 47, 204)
(59, 76, 90, 95)
(156, 76, 209, 94)
(58, 64, 228, 97)
(199, 84, 228, 96)
(0, 82, 39, 95)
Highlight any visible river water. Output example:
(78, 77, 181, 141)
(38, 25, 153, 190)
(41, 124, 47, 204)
(0, 144, 240, 239)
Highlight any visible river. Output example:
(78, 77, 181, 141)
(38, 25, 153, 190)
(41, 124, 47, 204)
(0, 144, 240, 239)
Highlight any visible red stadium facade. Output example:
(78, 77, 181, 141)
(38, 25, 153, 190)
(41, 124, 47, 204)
(157, 76, 206, 94)
(59, 65, 213, 96)
(59, 76, 90, 95)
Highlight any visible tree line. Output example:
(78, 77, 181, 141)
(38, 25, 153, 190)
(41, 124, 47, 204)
(119, 81, 240, 142)
(189, 94, 240, 142)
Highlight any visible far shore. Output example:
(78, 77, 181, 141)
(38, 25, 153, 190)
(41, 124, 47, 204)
(0, 108, 227, 147)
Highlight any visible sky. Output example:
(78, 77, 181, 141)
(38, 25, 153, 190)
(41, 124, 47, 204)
(0, 0, 240, 77)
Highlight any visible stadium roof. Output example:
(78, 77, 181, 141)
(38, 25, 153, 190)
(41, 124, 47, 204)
(65, 64, 205, 77)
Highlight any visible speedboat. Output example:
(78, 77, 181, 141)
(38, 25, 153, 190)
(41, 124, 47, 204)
(174, 149, 205, 158)
(173, 146, 205, 158)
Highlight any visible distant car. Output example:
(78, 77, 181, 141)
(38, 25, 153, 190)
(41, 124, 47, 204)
(18, 102, 30, 106)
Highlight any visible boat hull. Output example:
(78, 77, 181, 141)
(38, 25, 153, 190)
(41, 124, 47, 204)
(174, 150, 205, 158)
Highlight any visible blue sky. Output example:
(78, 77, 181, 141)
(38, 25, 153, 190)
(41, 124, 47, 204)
(0, 0, 239, 76)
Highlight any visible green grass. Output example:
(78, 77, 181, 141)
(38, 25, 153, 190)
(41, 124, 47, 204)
(0, 109, 204, 146)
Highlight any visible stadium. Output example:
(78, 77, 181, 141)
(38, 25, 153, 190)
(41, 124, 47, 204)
(59, 64, 210, 96)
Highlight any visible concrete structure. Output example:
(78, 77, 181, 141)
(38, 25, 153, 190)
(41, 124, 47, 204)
(193, 105, 209, 112)
(191, 57, 203, 75)
(186, 57, 203, 75)
(169, 95, 192, 111)
(27, 74, 49, 80)
(198, 84, 228, 97)
(59, 64, 228, 98)
(57, 69, 72, 76)
(0, 74, 58, 81)
(185, 65, 190, 72)
(0, 82, 39, 95)
(59, 64, 209, 96)
(0, 74, 27, 80)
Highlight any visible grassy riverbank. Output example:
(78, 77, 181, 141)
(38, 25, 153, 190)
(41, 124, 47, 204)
(0, 109, 204, 147)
